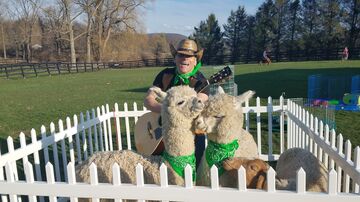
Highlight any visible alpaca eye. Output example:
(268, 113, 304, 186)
(214, 115, 224, 119)
(177, 100, 185, 105)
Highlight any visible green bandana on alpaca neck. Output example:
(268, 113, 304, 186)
(206, 139, 239, 176)
(162, 151, 196, 181)
(173, 62, 202, 85)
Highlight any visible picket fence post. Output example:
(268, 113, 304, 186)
(256, 97, 261, 155)
(267, 97, 273, 157)
(106, 104, 113, 151)
(114, 103, 122, 150)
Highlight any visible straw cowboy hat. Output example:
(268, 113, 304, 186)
(170, 39, 204, 61)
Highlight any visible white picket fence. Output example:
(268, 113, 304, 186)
(0, 97, 359, 202)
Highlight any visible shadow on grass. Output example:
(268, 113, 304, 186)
(234, 67, 360, 98)
(121, 87, 148, 93)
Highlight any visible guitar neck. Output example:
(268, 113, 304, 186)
(196, 66, 232, 93)
(197, 80, 210, 93)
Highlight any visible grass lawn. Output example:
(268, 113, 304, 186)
(1, 60, 360, 149)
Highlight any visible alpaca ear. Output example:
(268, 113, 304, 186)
(222, 157, 244, 170)
(216, 86, 226, 95)
(149, 86, 167, 103)
(256, 172, 267, 190)
(235, 90, 255, 109)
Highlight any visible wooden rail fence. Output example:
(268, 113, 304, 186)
(1, 47, 359, 79)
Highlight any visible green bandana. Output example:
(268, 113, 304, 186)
(162, 151, 196, 181)
(173, 62, 202, 85)
(206, 139, 239, 176)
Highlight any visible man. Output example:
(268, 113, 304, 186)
(144, 38, 208, 166)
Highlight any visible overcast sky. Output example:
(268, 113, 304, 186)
(143, 0, 264, 36)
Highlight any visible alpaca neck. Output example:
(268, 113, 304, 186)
(208, 132, 238, 145)
(162, 117, 195, 157)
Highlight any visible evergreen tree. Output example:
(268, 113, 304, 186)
(319, 0, 343, 59)
(192, 13, 224, 65)
(286, 0, 302, 60)
(274, 0, 290, 61)
(244, 16, 256, 63)
(254, 0, 277, 59)
(223, 6, 247, 64)
(302, 0, 321, 59)
(341, 0, 360, 58)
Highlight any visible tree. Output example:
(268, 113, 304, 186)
(58, 0, 79, 63)
(254, 0, 276, 58)
(244, 16, 256, 63)
(223, 6, 247, 64)
(0, 1, 7, 59)
(286, 0, 301, 60)
(93, 0, 148, 61)
(302, 0, 321, 59)
(342, 0, 360, 58)
(319, 0, 343, 59)
(273, 0, 290, 61)
(38, 5, 65, 59)
(192, 13, 224, 65)
(75, 0, 102, 62)
(8, 0, 42, 62)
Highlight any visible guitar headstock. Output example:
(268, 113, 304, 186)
(208, 66, 232, 85)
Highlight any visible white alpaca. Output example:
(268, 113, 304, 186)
(76, 86, 204, 192)
(195, 87, 258, 187)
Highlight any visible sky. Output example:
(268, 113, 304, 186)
(143, 0, 264, 36)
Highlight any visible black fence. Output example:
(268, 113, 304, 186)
(1, 47, 359, 79)
(0, 58, 176, 79)
(208, 47, 360, 65)
(0, 62, 107, 79)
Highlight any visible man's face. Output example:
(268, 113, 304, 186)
(175, 53, 197, 74)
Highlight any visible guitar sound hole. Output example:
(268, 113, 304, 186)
(158, 116, 162, 127)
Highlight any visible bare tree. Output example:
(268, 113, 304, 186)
(75, 0, 102, 62)
(0, 1, 7, 59)
(35, 0, 86, 63)
(8, 0, 41, 62)
(93, 0, 148, 61)
(58, 0, 81, 63)
(39, 6, 66, 57)
(1, 24, 6, 59)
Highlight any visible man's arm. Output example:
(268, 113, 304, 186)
(144, 86, 162, 113)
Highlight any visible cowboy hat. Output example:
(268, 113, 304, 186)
(170, 39, 204, 61)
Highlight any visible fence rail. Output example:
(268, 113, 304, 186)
(0, 97, 359, 201)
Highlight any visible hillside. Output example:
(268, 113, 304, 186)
(148, 33, 187, 46)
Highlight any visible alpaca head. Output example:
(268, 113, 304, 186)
(194, 87, 255, 143)
(150, 85, 205, 156)
(223, 157, 269, 189)
(150, 85, 204, 121)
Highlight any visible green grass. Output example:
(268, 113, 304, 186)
(1, 60, 360, 149)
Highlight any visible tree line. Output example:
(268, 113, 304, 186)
(0, 0, 359, 64)
(192, 0, 360, 64)
(0, 0, 172, 63)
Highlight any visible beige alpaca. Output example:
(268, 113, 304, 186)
(275, 148, 328, 192)
(76, 86, 204, 201)
(195, 87, 258, 187)
(222, 148, 328, 192)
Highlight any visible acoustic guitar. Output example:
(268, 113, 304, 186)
(134, 66, 233, 155)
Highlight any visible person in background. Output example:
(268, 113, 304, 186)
(262, 48, 271, 65)
(143, 38, 209, 168)
(342, 47, 349, 61)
